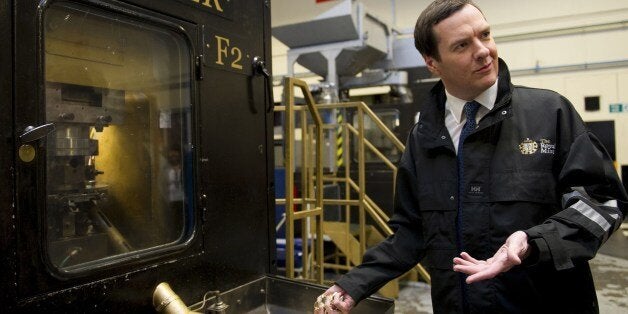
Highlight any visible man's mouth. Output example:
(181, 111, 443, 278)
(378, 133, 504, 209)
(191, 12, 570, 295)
(475, 61, 493, 73)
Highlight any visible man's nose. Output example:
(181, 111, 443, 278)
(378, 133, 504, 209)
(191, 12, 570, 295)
(473, 39, 490, 60)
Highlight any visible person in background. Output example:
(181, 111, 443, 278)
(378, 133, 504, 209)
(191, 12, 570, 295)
(165, 147, 184, 240)
(314, 0, 627, 313)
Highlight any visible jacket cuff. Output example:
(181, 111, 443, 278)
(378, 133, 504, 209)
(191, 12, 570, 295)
(335, 277, 365, 305)
(520, 236, 546, 267)
(523, 226, 574, 270)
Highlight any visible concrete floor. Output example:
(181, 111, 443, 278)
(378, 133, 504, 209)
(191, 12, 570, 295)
(394, 224, 628, 313)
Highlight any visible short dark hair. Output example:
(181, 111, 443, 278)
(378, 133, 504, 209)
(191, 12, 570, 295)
(414, 0, 483, 60)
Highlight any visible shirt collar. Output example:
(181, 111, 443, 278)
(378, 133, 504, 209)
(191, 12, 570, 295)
(445, 78, 499, 124)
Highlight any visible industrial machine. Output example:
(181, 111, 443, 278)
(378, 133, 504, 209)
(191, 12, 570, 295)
(0, 0, 393, 312)
(273, 0, 434, 213)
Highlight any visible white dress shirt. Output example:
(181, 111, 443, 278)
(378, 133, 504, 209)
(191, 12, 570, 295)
(445, 79, 499, 154)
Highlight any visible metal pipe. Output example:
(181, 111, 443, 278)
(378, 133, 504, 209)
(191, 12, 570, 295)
(283, 77, 296, 279)
(495, 20, 628, 43)
(357, 106, 366, 257)
(391, 0, 397, 28)
(509, 59, 628, 76)
(89, 208, 132, 253)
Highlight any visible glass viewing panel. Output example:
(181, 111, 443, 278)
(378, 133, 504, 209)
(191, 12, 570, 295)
(43, 3, 193, 272)
(352, 109, 402, 163)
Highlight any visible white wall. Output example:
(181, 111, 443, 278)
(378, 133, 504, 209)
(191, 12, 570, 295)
(513, 69, 628, 172)
(481, 0, 628, 175)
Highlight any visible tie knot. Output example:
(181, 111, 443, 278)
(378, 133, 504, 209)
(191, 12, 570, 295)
(464, 101, 481, 122)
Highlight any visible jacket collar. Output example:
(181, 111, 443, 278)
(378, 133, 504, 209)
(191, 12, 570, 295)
(417, 58, 514, 150)
(445, 80, 497, 124)
(494, 58, 513, 110)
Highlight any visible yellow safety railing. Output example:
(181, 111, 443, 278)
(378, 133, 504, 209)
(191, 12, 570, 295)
(276, 77, 325, 283)
(275, 77, 430, 286)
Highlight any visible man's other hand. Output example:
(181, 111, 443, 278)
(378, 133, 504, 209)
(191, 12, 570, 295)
(452, 230, 530, 283)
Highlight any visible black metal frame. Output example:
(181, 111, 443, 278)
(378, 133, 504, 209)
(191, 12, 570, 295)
(3, 0, 276, 311)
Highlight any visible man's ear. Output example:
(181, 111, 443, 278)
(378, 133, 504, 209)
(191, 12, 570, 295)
(424, 55, 440, 76)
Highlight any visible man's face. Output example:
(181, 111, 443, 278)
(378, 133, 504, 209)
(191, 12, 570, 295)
(424, 4, 498, 101)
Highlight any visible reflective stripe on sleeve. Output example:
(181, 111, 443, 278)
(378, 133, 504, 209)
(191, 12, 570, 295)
(572, 200, 611, 233)
(562, 187, 622, 241)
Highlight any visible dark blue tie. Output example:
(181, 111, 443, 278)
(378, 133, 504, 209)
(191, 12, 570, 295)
(457, 101, 480, 313)
(456, 101, 480, 250)
(458, 101, 481, 154)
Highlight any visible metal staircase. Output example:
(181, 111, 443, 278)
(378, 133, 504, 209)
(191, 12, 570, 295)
(275, 77, 430, 298)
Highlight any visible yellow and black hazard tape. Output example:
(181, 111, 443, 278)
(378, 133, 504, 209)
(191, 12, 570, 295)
(336, 112, 344, 168)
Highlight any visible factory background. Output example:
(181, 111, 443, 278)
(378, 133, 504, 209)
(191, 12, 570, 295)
(269, 0, 628, 313)
(271, 0, 628, 180)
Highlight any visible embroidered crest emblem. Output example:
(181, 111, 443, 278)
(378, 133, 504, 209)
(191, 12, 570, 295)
(519, 138, 538, 155)
(539, 138, 555, 154)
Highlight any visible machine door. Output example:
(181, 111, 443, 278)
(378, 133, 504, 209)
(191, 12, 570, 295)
(14, 0, 198, 299)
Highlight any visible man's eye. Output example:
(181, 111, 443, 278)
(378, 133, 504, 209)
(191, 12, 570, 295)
(482, 31, 491, 38)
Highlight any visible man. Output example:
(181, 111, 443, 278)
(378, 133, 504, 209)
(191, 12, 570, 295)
(163, 147, 185, 240)
(314, 0, 627, 313)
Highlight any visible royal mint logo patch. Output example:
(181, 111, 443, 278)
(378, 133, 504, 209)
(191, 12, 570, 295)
(539, 139, 555, 154)
(518, 138, 555, 155)
(519, 138, 538, 155)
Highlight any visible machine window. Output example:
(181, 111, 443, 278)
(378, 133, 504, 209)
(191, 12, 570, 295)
(43, 3, 194, 272)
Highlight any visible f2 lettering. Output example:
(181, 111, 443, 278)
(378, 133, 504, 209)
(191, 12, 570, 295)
(214, 35, 243, 70)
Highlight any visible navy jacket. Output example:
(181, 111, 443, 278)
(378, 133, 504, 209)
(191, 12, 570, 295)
(336, 59, 627, 313)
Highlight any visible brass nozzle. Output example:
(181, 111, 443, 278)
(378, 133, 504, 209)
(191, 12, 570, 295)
(152, 282, 201, 314)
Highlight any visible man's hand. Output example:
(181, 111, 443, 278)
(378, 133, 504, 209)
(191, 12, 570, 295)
(313, 285, 355, 313)
(453, 231, 530, 284)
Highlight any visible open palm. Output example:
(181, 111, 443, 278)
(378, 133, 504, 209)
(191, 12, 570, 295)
(453, 231, 530, 283)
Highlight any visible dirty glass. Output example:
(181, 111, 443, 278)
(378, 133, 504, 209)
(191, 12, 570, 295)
(43, 2, 193, 272)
